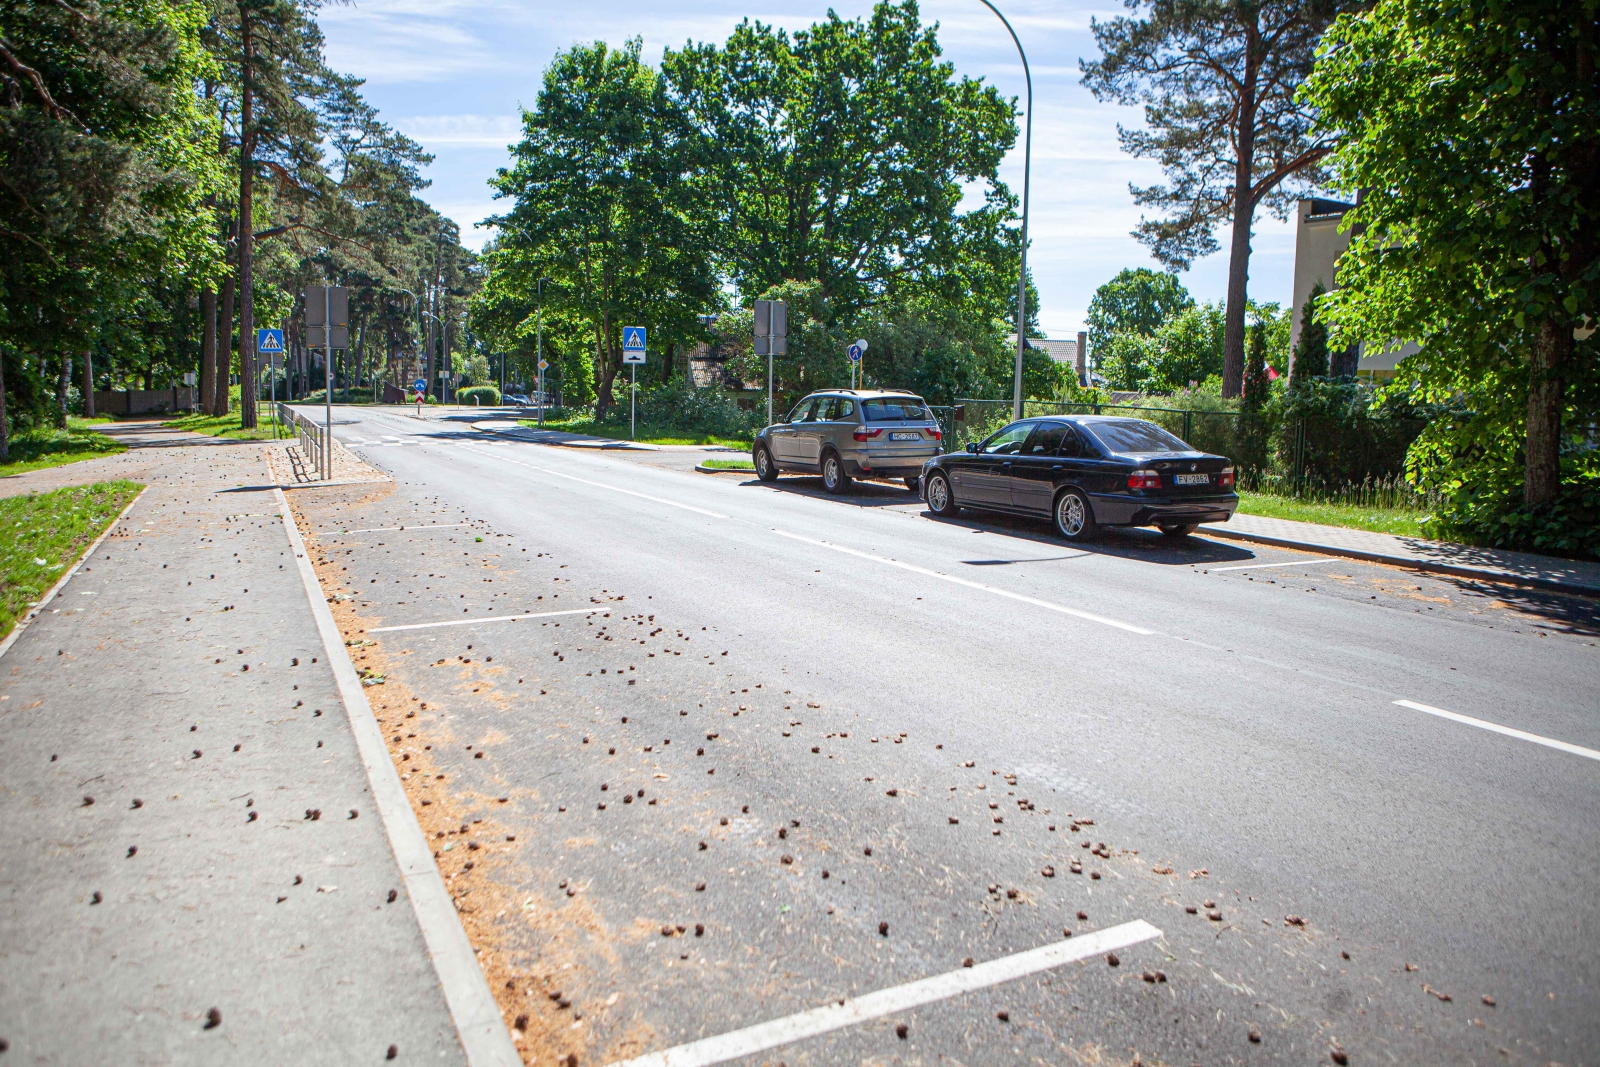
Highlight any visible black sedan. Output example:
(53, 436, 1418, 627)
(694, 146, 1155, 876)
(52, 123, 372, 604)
(919, 415, 1238, 541)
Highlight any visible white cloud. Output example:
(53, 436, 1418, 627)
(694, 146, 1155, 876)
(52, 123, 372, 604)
(394, 114, 524, 148)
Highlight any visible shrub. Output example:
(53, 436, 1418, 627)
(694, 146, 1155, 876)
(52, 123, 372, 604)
(633, 384, 761, 439)
(456, 386, 501, 406)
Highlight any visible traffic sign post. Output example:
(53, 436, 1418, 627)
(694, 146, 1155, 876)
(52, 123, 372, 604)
(257, 329, 286, 438)
(305, 286, 349, 480)
(753, 301, 788, 426)
(622, 327, 646, 440)
(848, 338, 868, 390)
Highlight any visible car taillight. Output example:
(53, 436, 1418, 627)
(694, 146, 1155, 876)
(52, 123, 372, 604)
(1128, 469, 1161, 489)
(853, 427, 883, 442)
(927, 426, 942, 441)
(1218, 466, 1235, 488)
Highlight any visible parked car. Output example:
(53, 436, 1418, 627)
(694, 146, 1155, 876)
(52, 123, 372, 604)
(919, 415, 1237, 541)
(753, 390, 943, 493)
(505, 393, 531, 406)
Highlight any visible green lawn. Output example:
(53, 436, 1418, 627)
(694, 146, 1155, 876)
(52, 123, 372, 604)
(164, 409, 286, 440)
(0, 419, 128, 476)
(702, 457, 755, 470)
(1235, 490, 1428, 538)
(0, 481, 142, 641)
(521, 418, 752, 449)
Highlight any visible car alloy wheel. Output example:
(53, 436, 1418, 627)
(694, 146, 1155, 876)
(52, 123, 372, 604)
(1054, 489, 1097, 541)
(822, 452, 850, 493)
(754, 445, 778, 482)
(926, 472, 954, 515)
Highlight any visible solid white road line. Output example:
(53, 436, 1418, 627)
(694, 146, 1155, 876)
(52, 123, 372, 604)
(457, 444, 729, 519)
(1394, 700, 1600, 762)
(275, 489, 521, 1067)
(370, 607, 603, 634)
(606, 920, 1162, 1067)
(772, 530, 1156, 635)
(1208, 558, 1338, 573)
(335, 523, 470, 534)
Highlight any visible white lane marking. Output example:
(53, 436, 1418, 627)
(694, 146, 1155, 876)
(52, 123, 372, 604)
(606, 920, 1161, 1067)
(772, 530, 1155, 635)
(370, 607, 602, 634)
(334, 523, 470, 535)
(1394, 700, 1600, 762)
(275, 490, 522, 1067)
(1208, 558, 1338, 573)
(457, 444, 728, 519)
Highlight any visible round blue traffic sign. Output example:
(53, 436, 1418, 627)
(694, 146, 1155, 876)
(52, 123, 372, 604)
(413, 379, 427, 392)
(848, 344, 863, 362)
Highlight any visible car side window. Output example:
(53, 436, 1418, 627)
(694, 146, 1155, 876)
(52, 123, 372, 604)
(1058, 426, 1083, 458)
(787, 399, 815, 424)
(1023, 423, 1068, 455)
(834, 399, 855, 420)
(813, 398, 837, 421)
(982, 422, 1033, 455)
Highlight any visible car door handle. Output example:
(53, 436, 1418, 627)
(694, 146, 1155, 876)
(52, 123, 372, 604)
(1052, 465, 1063, 471)
(1001, 461, 1012, 468)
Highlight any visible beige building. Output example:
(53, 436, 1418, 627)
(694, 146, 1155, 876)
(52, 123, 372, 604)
(1289, 197, 1419, 380)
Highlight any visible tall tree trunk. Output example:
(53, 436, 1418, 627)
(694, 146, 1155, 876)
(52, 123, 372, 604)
(0, 352, 8, 461)
(82, 351, 94, 417)
(200, 285, 217, 415)
(1221, 24, 1261, 399)
(1524, 316, 1567, 506)
(55, 353, 70, 428)
(218, 271, 235, 415)
(237, 7, 258, 430)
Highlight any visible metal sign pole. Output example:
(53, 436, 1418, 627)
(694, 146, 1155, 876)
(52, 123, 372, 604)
(323, 288, 332, 480)
(630, 361, 637, 440)
(767, 347, 774, 427)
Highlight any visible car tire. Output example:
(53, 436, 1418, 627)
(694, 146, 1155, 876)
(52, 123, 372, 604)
(1053, 488, 1099, 542)
(821, 451, 851, 494)
(925, 472, 959, 516)
(903, 474, 921, 494)
(1158, 523, 1198, 539)
(753, 444, 778, 482)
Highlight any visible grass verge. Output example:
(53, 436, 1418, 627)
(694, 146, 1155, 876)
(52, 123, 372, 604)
(1235, 490, 1428, 538)
(0, 480, 142, 641)
(702, 458, 755, 470)
(1, 419, 128, 476)
(164, 409, 285, 441)
(521, 418, 752, 448)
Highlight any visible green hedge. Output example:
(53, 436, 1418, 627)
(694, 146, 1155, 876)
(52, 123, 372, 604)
(456, 386, 501, 406)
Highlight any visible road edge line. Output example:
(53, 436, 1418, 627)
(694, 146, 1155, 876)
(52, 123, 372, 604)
(274, 488, 521, 1067)
(606, 920, 1162, 1067)
(0, 484, 147, 663)
(1394, 699, 1600, 762)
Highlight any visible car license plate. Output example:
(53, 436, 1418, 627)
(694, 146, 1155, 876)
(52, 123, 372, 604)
(889, 431, 921, 441)
(1174, 473, 1209, 485)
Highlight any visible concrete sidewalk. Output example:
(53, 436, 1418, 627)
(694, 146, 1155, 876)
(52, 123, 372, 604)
(0, 427, 498, 1064)
(1202, 512, 1600, 595)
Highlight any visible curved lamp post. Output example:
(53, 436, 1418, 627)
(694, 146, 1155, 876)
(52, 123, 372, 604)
(978, 0, 1033, 420)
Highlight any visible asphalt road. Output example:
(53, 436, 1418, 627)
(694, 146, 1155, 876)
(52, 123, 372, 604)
(296, 406, 1599, 1067)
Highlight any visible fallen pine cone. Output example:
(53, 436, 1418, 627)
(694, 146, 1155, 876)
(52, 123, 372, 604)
(1285, 914, 1307, 927)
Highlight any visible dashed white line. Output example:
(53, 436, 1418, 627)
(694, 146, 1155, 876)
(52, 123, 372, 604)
(1394, 700, 1600, 762)
(456, 444, 728, 519)
(606, 920, 1162, 1067)
(772, 530, 1155, 635)
(1207, 558, 1338, 573)
(370, 607, 603, 634)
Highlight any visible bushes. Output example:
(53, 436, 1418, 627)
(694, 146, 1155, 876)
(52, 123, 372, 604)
(456, 386, 501, 406)
(633, 384, 761, 439)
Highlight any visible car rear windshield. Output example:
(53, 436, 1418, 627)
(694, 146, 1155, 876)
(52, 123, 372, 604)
(861, 397, 930, 421)
(1085, 419, 1192, 454)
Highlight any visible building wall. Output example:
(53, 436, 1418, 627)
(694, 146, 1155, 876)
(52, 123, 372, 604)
(1289, 198, 1355, 364)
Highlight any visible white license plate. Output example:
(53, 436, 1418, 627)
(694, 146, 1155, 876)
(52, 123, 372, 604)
(1173, 473, 1209, 486)
(889, 431, 921, 441)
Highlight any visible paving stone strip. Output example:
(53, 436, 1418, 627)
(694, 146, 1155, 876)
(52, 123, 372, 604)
(0, 424, 471, 1064)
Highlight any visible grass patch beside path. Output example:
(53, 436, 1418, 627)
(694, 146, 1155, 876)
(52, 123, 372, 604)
(1, 419, 128, 476)
(164, 409, 284, 441)
(520, 418, 752, 449)
(0, 480, 142, 641)
(702, 458, 755, 470)
(1235, 490, 1428, 538)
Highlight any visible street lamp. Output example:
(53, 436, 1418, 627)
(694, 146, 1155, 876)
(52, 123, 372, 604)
(978, 0, 1034, 421)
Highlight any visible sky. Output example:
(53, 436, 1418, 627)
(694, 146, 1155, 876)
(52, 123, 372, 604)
(318, 0, 1305, 340)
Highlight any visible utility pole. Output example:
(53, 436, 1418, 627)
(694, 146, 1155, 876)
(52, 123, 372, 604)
(536, 278, 545, 427)
(237, 5, 258, 429)
(978, 0, 1033, 421)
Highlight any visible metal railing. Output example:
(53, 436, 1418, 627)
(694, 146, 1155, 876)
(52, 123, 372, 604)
(278, 402, 330, 481)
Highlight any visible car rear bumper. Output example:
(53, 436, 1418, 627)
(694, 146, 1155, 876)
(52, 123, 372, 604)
(1091, 493, 1238, 526)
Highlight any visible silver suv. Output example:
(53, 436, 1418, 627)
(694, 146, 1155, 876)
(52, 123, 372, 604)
(752, 390, 943, 493)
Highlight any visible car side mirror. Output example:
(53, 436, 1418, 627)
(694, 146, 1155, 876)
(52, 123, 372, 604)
(965, 442, 980, 453)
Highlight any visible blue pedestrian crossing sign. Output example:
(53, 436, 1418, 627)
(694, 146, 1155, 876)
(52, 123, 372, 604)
(622, 325, 647, 364)
(257, 328, 284, 355)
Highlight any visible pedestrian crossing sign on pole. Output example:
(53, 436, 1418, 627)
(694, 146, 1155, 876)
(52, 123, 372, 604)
(622, 326, 646, 363)
(257, 329, 284, 355)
